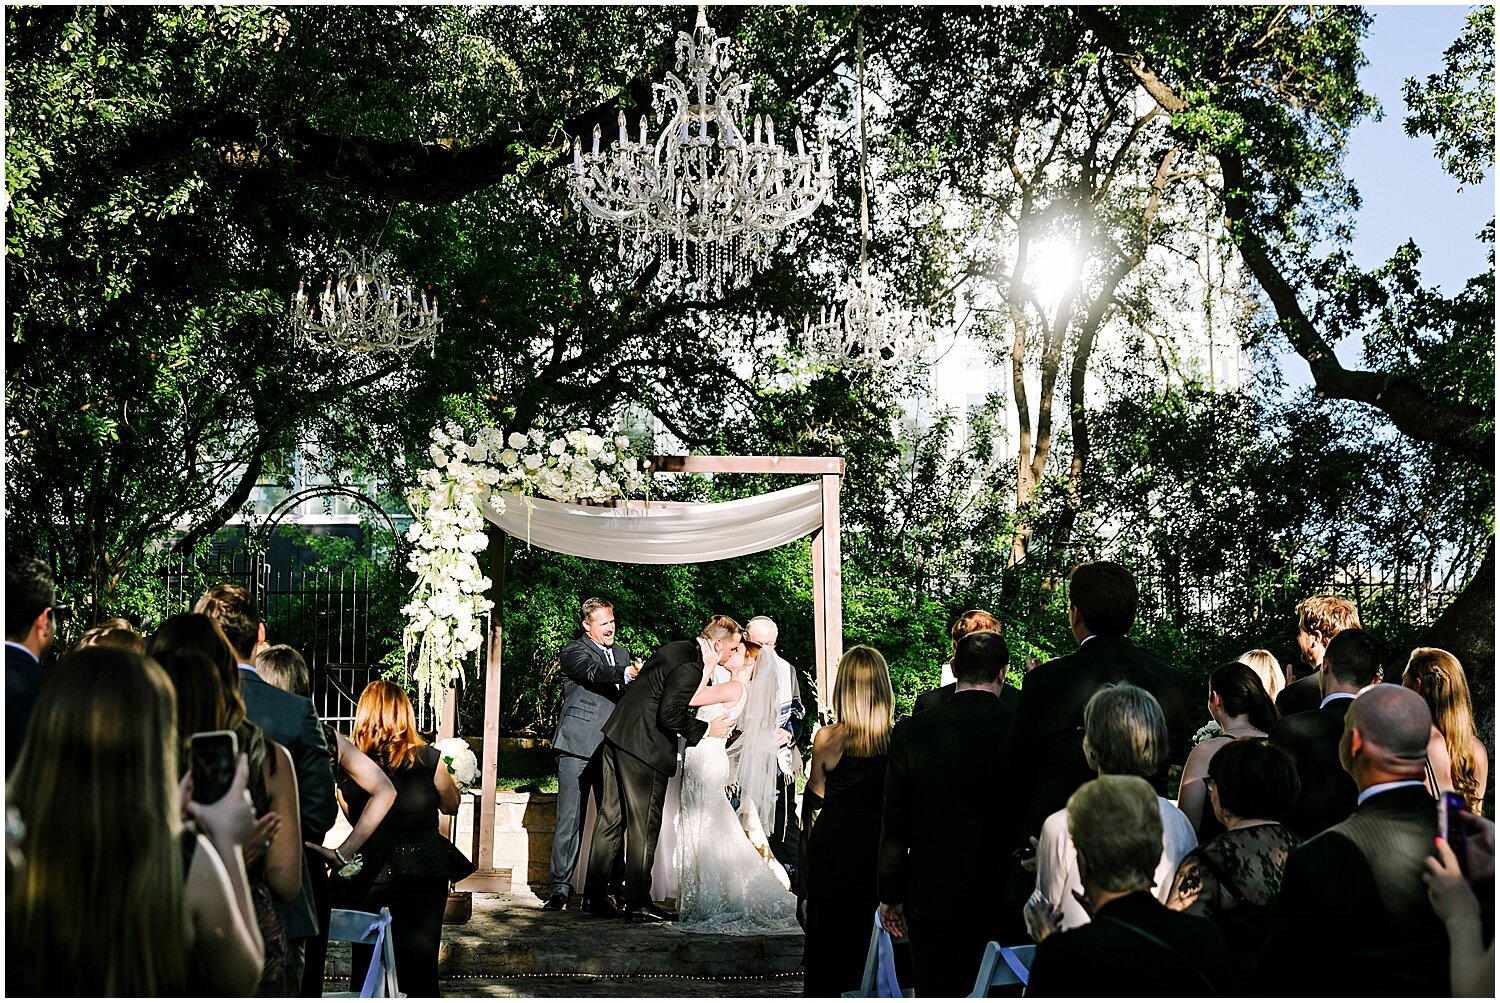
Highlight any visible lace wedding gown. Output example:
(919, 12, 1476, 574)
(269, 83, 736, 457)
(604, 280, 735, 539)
(673, 680, 800, 934)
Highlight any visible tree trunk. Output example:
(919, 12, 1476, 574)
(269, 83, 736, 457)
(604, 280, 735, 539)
(1411, 538, 1494, 767)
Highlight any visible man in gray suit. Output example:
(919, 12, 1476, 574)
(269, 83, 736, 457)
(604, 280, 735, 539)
(544, 597, 638, 911)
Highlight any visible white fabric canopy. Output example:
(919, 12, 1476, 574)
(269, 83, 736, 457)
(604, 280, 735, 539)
(480, 481, 824, 564)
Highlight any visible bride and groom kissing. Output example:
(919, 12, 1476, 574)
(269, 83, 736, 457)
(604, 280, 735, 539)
(582, 614, 799, 931)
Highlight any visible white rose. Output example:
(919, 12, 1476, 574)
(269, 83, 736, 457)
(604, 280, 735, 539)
(498, 448, 518, 467)
(523, 453, 542, 470)
(508, 432, 528, 450)
(549, 437, 566, 456)
(469, 445, 487, 463)
(584, 433, 605, 455)
(615, 435, 631, 450)
(480, 467, 500, 485)
(429, 445, 449, 468)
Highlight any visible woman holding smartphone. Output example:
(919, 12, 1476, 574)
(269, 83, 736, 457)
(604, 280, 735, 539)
(7, 647, 265, 995)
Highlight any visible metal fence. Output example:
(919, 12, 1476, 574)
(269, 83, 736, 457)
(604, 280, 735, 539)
(159, 548, 417, 731)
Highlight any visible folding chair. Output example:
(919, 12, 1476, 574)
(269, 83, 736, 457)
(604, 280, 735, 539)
(842, 908, 916, 998)
(322, 907, 403, 998)
(966, 941, 1035, 997)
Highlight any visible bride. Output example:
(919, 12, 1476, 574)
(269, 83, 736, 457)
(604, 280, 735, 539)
(673, 639, 800, 934)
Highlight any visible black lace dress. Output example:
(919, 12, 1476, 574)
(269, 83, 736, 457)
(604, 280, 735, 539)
(335, 744, 475, 997)
(801, 753, 899, 997)
(1166, 822, 1300, 985)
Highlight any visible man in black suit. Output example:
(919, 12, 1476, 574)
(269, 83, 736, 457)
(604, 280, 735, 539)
(1267, 627, 1382, 839)
(1275, 594, 1362, 717)
(997, 562, 1194, 937)
(5, 557, 59, 775)
(911, 609, 1020, 716)
(197, 583, 336, 990)
(543, 597, 637, 911)
(1258, 684, 1451, 996)
(584, 615, 741, 921)
(878, 630, 1017, 998)
(1026, 775, 1235, 996)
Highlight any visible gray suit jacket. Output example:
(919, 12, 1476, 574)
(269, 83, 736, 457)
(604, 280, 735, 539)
(239, 666, 336, 940)
(552, 636, 631, 759)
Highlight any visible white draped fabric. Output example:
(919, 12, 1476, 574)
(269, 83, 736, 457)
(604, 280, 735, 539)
(480, 481, 823, 564)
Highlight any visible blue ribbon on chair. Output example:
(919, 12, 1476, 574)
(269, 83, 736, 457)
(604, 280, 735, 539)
(873, 908, 904, 998)
(359, 913, 392, 998)
(998, 945, 1030, 987)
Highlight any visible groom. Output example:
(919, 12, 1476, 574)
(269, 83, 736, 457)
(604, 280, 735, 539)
(584, 615, 744, 921)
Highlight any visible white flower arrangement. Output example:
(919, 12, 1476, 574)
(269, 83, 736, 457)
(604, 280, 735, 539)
(435, 737, 479, 789)
(1192, 719, 1224, 745)
(403, 422, 648, 724)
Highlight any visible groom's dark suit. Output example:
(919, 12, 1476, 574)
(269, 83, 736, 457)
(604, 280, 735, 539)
(586, 639, 710, 909)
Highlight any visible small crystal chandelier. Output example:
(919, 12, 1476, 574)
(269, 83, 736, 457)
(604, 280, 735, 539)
(568, 5, 835, 296)
(804, 24, 930, 373)
(290, 247, 442, 355)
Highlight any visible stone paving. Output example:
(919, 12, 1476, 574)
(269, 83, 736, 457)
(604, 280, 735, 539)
(325, 887, 807, 998)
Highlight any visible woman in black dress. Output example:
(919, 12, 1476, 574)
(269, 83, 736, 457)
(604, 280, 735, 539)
(800, 645, 898, 997)
(335, 681, 476, 997)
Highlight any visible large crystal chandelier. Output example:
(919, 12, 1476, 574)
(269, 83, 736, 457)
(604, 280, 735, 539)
(568, 5, 835, 295)
(289, 246, 442, 355)
(804, 24, 930, 373)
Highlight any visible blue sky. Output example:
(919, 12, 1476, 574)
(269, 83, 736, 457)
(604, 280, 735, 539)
(1344, 5, 1493, 292)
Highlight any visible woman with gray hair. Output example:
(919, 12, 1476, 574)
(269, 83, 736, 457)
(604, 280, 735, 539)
(1025, 683, 1197, 935)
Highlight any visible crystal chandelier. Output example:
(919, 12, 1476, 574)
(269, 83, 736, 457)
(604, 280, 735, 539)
(568, 5, 835, 295)
(290, 247, 442, 355)
(804, 24, 930, 373)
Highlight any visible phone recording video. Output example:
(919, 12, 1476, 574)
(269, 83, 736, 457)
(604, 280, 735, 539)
(1438, 790, 1469, 876)
(189, 730, 239, 805)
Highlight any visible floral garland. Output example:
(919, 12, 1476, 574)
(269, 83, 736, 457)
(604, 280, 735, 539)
(402, 422, 649, 723)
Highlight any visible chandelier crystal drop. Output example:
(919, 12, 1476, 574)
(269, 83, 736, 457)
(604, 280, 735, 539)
(289, 247, 442, 355)
(804, 23, 930, 373)
(567, 5, 835, 296)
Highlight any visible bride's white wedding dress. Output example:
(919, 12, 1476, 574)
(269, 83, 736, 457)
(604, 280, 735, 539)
(673, 677, 800, 934)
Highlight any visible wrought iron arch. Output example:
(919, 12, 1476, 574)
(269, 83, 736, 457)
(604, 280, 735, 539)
(245, 485, 408, 605)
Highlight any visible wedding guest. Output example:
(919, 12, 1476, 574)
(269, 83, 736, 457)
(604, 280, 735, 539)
(6, 647, 264, 996)
(1276, 594, 1361, 716)
(1423, 812, 1496, 998)
(1236, 647, 1286, 701)
(912, 608, 1015, 713)
(1025, 776, 1235, 996)
(1026, 684, 1196, 935)
(801, 646, 899, 997)
(1267, 628, 1382, 838)
(878, 630, 1016, 998)
(744, 616, 806, 884)
(1402, 647, 1489, 812)
(1167, 738, 1300, 985)
(338, 680, 475, 997)
(255, 643, 397, 995)
(1259, 685, 1450, 996)
(999, 562, 1195, 939)
(1177, 662, 1278, 838)
(151, 622, 303, 995)
(72, 616, 147, 653)
(197, 583, 335, 988)
(5, 557, 58, 774)
(546, 598, 635, 912)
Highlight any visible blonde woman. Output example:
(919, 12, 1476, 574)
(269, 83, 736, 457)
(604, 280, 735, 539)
(801, 645, 897, 997)
(1236, 649, 1286, 701)
(7, 647, 263, 996)
(1403, 648, 1489, 813)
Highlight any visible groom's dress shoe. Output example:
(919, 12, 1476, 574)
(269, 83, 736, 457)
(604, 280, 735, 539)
(581, 897, 625, 918)
(626, 904, 677, 923)
(541, 891, 569, 911)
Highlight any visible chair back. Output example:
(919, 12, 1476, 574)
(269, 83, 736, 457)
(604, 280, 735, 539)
(841, 908, 915, 998)
(966, 941, 1035, 997)
(323, 907, 402, 998)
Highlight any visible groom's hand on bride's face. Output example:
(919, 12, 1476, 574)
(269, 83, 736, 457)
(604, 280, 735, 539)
(708, 716, 736, 738)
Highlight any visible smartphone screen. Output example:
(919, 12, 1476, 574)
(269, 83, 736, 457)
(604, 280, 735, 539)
(1439, 791, 1468, 876)
(189, 730, 239, 805)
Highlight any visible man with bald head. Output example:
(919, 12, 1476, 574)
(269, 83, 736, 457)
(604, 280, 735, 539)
(1257, 685, 1452, 996)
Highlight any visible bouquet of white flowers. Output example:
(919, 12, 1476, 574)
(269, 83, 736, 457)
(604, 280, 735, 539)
(434, 737, 479, 789)
(1191, 719, 1223, 746)
(492, 427, 648, 504)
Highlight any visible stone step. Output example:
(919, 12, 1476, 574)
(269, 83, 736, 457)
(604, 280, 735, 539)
(325, 892, 806, 981)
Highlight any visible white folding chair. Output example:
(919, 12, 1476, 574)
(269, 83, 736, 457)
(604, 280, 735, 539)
(842, 908, 916, 998)
(966, 940, 1035, 997)
(322, 907, 403, 998)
